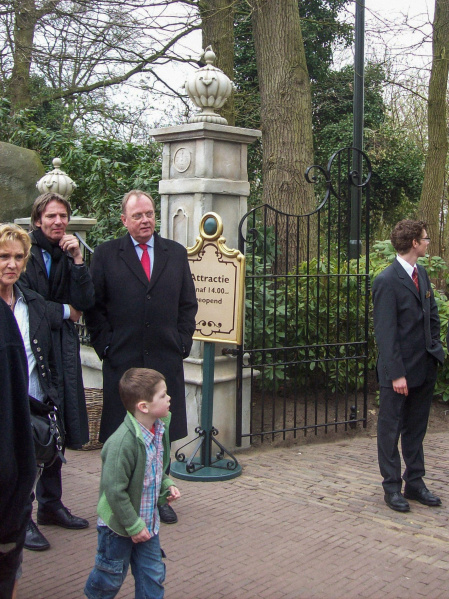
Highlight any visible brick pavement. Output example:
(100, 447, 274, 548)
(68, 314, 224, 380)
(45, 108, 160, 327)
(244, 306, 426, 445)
(18, 431, 449, 599)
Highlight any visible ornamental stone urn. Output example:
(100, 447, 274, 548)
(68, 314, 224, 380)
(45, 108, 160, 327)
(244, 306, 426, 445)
(184, 46, 233, 125)
(36, 157, 77, 198)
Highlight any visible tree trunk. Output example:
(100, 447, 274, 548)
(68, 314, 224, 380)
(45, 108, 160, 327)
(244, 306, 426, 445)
(200, 0, 236, 126)
(9, 0, 37, 111)
(417, 0, 449, 258)
(251, 0, 315, 262)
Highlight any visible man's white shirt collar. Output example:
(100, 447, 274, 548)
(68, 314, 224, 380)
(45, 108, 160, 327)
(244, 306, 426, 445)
(396, 254, 415, 278)
(131, 235, 154, 249)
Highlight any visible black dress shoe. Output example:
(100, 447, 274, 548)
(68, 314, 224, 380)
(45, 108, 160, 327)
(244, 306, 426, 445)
(384, 492, 410, 512)
(24, 519, 50, 551)
(158, 503, 178, 524)
(404, 486, 442, 506)
(37, 506, 89, 529)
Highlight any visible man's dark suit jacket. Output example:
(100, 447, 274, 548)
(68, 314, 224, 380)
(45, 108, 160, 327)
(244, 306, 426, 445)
(85, 232, 198, 443)
(372, 258, 444, 389)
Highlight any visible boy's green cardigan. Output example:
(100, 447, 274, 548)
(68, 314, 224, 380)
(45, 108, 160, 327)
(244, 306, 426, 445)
(97, 412, 175, 537)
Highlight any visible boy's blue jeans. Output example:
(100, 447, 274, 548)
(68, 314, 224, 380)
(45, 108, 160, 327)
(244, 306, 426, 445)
(84, 526, 165, 599)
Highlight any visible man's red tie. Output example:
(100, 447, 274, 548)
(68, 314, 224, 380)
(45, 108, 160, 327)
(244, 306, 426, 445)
(139, 244, 151, 280)
(412, 266, 419, 292)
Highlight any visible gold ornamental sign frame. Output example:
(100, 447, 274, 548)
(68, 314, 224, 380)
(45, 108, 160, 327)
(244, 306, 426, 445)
(187, 212, 245, 345)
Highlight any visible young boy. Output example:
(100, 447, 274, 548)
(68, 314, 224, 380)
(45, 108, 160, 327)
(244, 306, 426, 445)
(84, 368, 180, 599)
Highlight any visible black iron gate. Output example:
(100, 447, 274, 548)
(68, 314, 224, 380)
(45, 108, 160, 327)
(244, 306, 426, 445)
(236, 148, 372, 446)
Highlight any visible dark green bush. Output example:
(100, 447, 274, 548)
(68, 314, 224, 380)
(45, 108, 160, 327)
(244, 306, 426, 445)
(245, 237, 449, 400)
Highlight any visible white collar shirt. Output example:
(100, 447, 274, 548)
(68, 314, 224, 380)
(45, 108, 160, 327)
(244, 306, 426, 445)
(396, 254, 415, 280)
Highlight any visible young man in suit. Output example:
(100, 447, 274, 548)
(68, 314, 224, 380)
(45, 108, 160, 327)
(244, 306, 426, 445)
(85, 190, 198, 524)
(372, 220, 444, 512)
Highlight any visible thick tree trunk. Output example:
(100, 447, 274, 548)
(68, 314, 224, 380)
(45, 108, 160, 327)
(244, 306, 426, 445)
(9, 0, 37, 111)
(200, 0, 235, 126)
(418, 0, 449, 257)
(251, 0, 315, 262)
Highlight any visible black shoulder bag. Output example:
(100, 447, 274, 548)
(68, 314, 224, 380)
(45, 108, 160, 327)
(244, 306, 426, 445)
(29, 396, 67, 468)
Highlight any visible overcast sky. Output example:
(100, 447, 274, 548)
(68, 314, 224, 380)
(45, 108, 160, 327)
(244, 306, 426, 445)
(365, 0, 433, 61)
(330, 0, 434, 80)
(367, 0, 433, 19)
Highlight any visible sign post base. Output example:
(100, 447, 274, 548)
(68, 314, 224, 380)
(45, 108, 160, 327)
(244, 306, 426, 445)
(171, 341, 242, 482)
(170, 457, 242, 482)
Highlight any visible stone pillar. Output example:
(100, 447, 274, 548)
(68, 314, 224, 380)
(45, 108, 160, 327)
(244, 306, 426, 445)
(148, 121, 260, 452)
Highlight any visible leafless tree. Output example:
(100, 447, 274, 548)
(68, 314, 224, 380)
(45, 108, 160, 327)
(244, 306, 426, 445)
(1, 0, 201, 129)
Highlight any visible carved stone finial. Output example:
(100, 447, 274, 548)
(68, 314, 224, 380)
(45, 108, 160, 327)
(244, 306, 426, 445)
(184, 46, 233, 125)
(36, 157, 77, 198)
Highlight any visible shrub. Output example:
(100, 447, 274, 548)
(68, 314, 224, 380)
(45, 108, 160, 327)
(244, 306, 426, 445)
(245, 237, 449, 401)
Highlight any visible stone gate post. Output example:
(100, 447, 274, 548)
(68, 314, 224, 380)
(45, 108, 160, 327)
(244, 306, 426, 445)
(149, 121, 260, 452)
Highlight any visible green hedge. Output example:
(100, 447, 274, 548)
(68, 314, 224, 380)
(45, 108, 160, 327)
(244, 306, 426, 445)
(245, 238, 449, 401)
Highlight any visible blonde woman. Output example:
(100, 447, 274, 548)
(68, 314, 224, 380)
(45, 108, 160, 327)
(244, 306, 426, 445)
(0, 224, 59, 554)
(0, 223, 59, 597)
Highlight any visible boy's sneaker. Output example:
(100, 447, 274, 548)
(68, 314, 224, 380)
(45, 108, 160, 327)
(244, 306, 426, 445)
(158, 503, 178, 524)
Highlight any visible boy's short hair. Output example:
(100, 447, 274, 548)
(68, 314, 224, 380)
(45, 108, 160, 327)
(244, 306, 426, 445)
(118, 368, 165, 413)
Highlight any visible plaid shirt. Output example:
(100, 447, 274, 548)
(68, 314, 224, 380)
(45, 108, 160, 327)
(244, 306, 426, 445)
(138, 419, 165, 536)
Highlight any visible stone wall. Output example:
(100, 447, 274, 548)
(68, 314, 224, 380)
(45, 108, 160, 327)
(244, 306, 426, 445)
(0, 142, 44, 222)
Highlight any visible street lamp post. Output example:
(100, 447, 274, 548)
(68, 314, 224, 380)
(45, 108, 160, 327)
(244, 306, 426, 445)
(349, 0, 365, 259)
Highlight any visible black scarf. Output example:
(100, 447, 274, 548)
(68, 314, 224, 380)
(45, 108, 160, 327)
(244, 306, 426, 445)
(32, 228, 70, 303)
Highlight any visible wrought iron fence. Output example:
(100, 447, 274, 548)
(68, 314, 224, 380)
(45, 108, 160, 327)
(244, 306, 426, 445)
(236, 148, 372, 446)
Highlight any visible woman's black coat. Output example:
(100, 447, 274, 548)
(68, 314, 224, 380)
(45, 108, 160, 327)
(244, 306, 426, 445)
(0, 298, 36, 565)
(16, 283, 59, 403)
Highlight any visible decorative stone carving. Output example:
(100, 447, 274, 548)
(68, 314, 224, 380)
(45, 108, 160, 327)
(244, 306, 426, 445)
(185, 46, 232, 126)
(36, 157, 77, 198)
(173, 207, 189, 246)
(173, 147, 191, 172)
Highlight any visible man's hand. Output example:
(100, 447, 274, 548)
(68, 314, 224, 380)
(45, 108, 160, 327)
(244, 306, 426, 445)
(167, 485, 181, 503)
(69, 305, 82, 322)
(131, 526, 151, 544)
(392, 376, 408, 396)
(59, 234, 84, 264)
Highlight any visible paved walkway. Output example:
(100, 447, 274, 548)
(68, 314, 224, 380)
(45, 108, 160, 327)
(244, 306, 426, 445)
(19, 430, 449, 599)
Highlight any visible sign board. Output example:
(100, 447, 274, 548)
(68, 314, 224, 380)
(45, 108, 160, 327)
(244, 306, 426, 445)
(188, 212, 245, 345)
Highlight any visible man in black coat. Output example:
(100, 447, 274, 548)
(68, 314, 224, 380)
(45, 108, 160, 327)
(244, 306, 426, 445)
(0, 299, 36, 599)
(372, 220, 444, 513)
(85, 189, 197, 524)
(19, 192, 95, 550)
